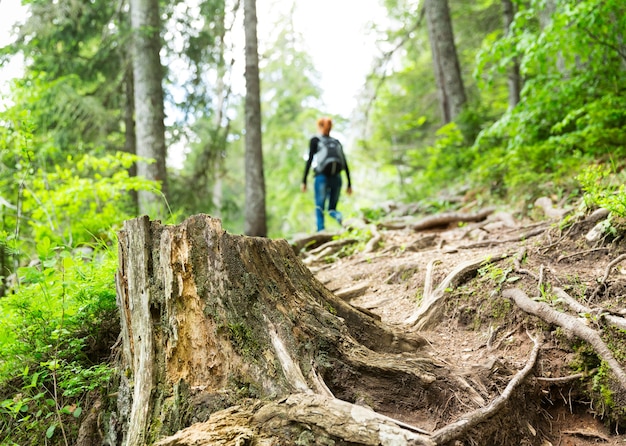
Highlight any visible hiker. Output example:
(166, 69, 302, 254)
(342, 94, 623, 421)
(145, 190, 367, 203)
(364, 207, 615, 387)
(301, 117, 352, 232)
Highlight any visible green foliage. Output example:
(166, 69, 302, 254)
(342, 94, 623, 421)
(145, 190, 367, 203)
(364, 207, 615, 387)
(467, 0, 626, 206)
(1, 111, 158, 257)
(0, 113, 153, 445)
(0, 249, 118, 445)
(578, 165, 626, 218)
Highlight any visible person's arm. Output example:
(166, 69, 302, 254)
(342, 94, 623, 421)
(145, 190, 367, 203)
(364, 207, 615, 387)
(301, 137, 318, 192)
(341, 143, 352, 194)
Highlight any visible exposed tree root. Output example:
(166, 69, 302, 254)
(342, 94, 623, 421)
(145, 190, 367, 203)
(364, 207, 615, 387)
(255, 393, 436, 445)
(405, 253, 509, 330)
(363, 224, 383, 253)
(536, 368, 597, 384)
(156, 393, 436, 446)
(291, 232, 337, 253)
(411, 207, 496, 231)
(553, 287, 626, 331)
(423, 333, 541, 446)
(589, 253, 626, 301)
(502, 288, 626, 390)
(534, 196, 572, 220)
(302, 237, 358, 264)
(556, 247, 609, 263)
(456, 225, 548, 250)
(156, 336, 540, 446)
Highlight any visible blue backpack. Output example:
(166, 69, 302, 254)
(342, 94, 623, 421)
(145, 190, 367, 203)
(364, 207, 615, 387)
(314, 136, 345, 176)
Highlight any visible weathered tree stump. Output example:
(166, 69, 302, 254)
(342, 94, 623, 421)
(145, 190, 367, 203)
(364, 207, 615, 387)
(112, 215, 527, 445)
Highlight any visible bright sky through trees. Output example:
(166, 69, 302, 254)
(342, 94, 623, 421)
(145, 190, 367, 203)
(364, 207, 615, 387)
(0, 0, 383, 116)
(274, 0, 385, 117)
(0, 0, 26, 107)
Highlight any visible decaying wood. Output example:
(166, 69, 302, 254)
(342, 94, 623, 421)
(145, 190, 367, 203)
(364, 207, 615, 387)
(411, 207, 496, 231)
(155, 393, 436, 446)
(502, 288, 626, 390)
(115, 216, 155, 446)
(116, 215, 486, 445)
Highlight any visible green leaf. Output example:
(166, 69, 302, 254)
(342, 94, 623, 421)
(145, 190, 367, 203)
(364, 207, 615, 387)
(46, 424, 56, 439)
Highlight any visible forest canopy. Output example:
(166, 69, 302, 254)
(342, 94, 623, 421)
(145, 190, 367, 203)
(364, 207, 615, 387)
(1, 0, 626, 444)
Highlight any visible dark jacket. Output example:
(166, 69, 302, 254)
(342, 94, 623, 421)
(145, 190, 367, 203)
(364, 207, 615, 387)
(302, 136, 352, 188)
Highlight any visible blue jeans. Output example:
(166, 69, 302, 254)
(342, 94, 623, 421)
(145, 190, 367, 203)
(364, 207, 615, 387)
(314, 174, 343, 231)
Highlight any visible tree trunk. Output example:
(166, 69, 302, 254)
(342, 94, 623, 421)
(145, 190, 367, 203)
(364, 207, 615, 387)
(243, 0, 267, 236)
(113, 214, 514, 445)
(130, 0, 168, 217)
(501, 0, 521, 109)
(424, 0, 466, 123)
(123, 55, 139, 211)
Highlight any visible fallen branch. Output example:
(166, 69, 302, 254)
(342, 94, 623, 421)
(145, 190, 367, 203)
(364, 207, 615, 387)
(424, 332, 541, 446)
(502, 288, 626, 390)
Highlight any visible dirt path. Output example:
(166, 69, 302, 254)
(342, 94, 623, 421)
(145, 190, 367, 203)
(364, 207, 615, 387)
(301, 206, 626, 445)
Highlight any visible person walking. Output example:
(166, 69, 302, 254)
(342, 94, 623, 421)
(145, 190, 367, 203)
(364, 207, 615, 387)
(301, 117, 352, 232)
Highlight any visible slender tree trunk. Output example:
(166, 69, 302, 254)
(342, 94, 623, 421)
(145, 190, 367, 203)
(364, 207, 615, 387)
(502, 0, 521, 109)
(123, 59, 139, 210)
(130, 0, 168, 217)
(243, 0, 267, 236)
(426, 8, 448, 124)
(424, 0, 466, 123)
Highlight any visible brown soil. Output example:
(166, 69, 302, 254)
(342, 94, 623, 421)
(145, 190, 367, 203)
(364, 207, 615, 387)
(301, 204, 626, 446)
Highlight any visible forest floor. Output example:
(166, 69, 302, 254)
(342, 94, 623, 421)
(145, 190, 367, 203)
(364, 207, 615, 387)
(296, 199, 626, 446)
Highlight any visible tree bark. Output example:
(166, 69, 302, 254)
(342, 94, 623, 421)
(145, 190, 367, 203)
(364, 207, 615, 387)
(424, 0, 466, 123)
(113, 214, 507, 445)
(501, 0, 521, 109)
(123, 50, 138, 211)
(130, 0, 168, 217)
(243, 0, 267, 236)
